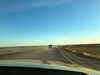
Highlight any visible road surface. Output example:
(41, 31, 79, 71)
(0, 46, 100, 70)
(0, 47, 64, 62)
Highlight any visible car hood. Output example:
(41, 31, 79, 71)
(0, 60, 100, 75)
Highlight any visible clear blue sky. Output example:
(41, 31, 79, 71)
(0, 0, 100, 47)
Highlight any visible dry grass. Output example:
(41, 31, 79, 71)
(66, 44, 100, 59)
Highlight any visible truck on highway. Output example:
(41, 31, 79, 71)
(48, 45, 53, 48)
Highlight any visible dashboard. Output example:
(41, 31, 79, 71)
(0, 66, 88, 75)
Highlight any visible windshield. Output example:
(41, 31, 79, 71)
(0, 0, 100, 72)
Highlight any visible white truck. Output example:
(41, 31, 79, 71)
(48, 45, 53, 48)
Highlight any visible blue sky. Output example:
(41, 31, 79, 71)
(0, 0, 100, 47)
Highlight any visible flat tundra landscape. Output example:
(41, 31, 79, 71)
(0, 44, 100, 70)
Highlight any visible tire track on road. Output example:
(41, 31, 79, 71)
(57, 48, 76, 64)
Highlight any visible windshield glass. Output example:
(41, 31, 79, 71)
(0, 0, 100, 72)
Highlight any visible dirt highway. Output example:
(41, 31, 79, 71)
(0, 47, 64, 62)
(0, 46, 100, 70)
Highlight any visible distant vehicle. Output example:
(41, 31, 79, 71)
(58, 45, 60, 47)
(48, 45, 53, 48)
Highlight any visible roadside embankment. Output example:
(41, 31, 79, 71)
(66, 44, 100, 59)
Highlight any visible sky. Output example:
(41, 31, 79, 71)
(0, 0, 100, 47)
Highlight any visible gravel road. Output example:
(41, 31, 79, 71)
(0, 47, 63, 61)
(0, 46, 100, 70)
